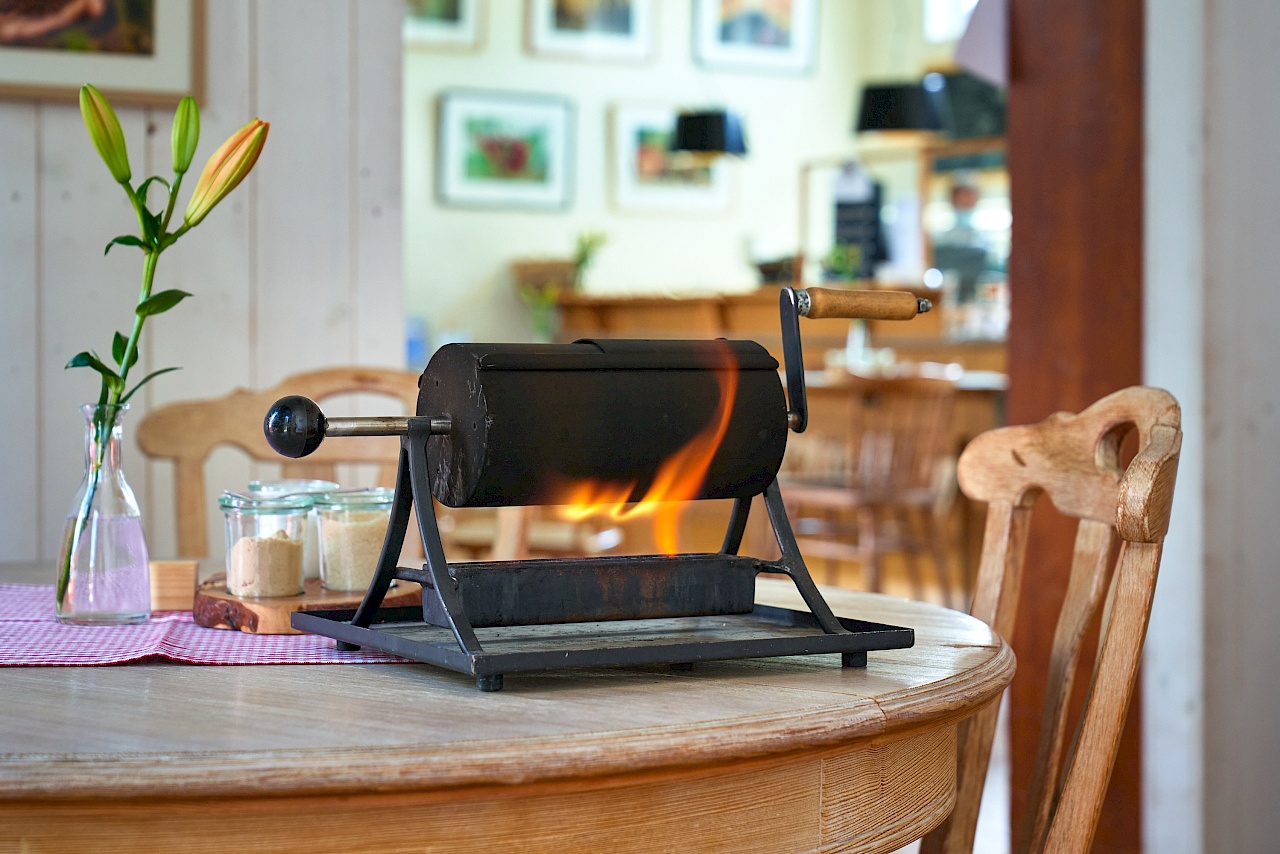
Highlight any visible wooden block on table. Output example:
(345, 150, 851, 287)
(149, 560, 198, 611)
(192, 575, 421, 634)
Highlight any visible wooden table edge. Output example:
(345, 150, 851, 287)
(0, 639, 1013, 803)
(1, 725, 968, 854)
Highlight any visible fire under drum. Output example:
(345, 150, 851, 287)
(264, 287, 929, 690)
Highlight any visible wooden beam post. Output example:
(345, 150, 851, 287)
(1007, 0, 1144, 849)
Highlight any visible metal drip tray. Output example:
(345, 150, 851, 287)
(294, 602, 913, 681)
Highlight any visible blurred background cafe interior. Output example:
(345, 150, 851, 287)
(4, 0, 1280, 851)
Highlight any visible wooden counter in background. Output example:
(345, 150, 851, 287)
(557, 288, 1005, 374)
(865, 338, 1007, 373)
(557, 289, 851, 365)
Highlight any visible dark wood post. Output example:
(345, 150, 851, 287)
(1007, 0, 1144, 849)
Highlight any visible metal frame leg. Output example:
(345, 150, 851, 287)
(403, 429, 485, 659)
(339, 443, 414, 649)
(762, 479, 848, 637)
(720, 496, 752, 555)
(342, 422, 490, 684)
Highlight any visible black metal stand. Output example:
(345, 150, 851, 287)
(292, 419, 913, 690)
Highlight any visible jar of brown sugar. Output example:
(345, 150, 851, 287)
(246, 479, 338, 579)
(218, 492, 310, 597)
(314, 488, 394, 592)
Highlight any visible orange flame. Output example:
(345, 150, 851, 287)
(555, 344, 739, 555)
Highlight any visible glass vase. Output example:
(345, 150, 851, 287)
(55, 403, 151, 624)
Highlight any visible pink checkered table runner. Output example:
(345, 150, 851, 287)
(0, 584, 408, 666)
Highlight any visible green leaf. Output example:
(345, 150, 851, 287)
(65, 351, 124, 394)
(111, 332, 138, 371)
(66, 350, 114, 374)
(120, 367, 181, 404)
(137, 175, 171, 203)
(136, 289, 193, 318)
(136, 205, 161, 246)
(104, 234, 146, 255)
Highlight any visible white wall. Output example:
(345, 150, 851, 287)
(1143, 0, 1204, 849)
(403, 0, 907, 345)
(1200, 0, 1280, 848)
(0, 0, 403, 566)
(1145, 0, 1280, 849)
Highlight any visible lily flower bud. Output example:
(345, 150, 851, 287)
(171, 96, 200, 175)
(183, 119, 269, 227)
(79, 84, 131, 184)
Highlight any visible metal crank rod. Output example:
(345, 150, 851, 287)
(262, 395, 450, 459)
(779, 286, 931, 433)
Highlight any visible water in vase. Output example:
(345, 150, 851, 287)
(59, 513, 150, 624)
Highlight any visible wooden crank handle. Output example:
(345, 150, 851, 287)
(799, 287, 932, 321)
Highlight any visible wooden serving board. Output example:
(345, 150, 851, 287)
(193, 575, 420, 635)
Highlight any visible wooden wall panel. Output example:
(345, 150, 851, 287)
(343, 0, 408, 488)
(255, 0, 354, 388)
(0, 103, 40, 561)
(145, 0, 255, 560)
(1007, 0, 1144, 850)
(353, 0, 405, 368)
(2, 0, 403, 566)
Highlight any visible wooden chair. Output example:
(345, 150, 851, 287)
(136, 366, 612, 563)
(779, 375, 959, 605)
(136, 367, 423, 558)
(919, 386, 1182, 854)
(440, 504, 623, 562)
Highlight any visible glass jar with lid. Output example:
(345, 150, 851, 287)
(247, 479, 338, 579)
(314, 488, 395, 592)
(218, 492, 310, 597)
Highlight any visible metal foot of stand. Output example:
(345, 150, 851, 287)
(476, 674, 504, 692)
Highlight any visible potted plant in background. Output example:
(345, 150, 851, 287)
(821, 243, 863, 283)
(57, 84, 268, 624)
(512, 231, 607, 342)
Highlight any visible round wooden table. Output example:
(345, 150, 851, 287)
(0, 577, 1013, 854)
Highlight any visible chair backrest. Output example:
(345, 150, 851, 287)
(783, 375, 957, 499)
(137, 367, 420, 557)
(919, 386, 1182, 854)
(846, 375, 957, 496)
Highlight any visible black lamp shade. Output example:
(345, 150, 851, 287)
(855, 77, 948, 133)
(938, 72, 1006, 138)
(671, 110, 748, 156)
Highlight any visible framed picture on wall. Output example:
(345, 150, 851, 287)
(404, 0, 483, 50)
(692, 0, 818, 75)
(437, 90, 574, 210)
(526, 0, 654, 62)
(610, 104, 731, 213)
(0, 0, 202, 105)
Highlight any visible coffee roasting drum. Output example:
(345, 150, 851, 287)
(419, 339, 787, 508)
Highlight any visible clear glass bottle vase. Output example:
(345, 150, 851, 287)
(55, 403, 151, 624)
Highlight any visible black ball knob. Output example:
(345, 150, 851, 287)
(263, 395, 327, 458)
